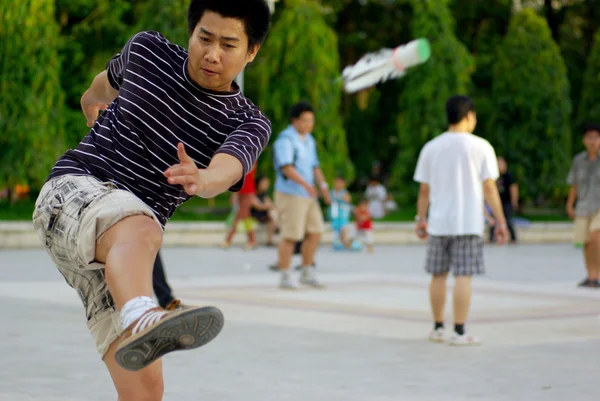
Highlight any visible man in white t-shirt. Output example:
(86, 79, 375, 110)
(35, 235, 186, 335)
(413, 95, 508, 346)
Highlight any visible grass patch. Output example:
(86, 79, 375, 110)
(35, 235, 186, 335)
(0, 199, 36, 221)
(0, 195, 570, 223)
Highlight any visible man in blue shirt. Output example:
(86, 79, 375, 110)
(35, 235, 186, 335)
(273, 102, 331, 288)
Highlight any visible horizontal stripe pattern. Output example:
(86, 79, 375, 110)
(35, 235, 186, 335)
(48, 31, 271, 226)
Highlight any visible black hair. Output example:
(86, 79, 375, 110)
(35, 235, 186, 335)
(289, 101, 314, 120)
(255, 173, 268, 183)
(187, 0, 271, 48)
(446, 95, 475, 125)
(583, 123, 600, 136)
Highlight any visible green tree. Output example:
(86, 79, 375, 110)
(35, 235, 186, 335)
(334, 0, 413, 188)
(55, 0, 133, 148)
(449, 0, 512, 133)
(132, 0, 189, 47)
(490, 8, 572, 205)
(576, 29, 600, 143)
(247, 0, 354, 183)
(391, 0, 474, 193)
(0, 0, 66, 193)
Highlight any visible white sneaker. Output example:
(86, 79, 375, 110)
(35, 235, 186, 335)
(428, 327, 445, 343)
(279, 272, 298, 290)
(448, 333, 481, 346)
(299, 267, 326, 288)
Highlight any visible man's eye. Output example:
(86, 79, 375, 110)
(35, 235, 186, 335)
(200, 37, 210, 42)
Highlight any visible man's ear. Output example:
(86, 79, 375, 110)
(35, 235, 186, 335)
(247, 44, 261, 63)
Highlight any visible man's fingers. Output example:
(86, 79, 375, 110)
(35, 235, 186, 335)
(167, 175, 197, 186)
(84, 104, 107, 127)
(177, 142, 195, 164)
(186, 184, 197, 195)
(164, 164, 196, 177)
(84, 108, 96, 127)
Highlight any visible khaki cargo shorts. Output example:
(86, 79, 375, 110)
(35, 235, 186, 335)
(573, 210, 600, 246)
(275, 191, 324, 242)
(32, 174, 161, 357)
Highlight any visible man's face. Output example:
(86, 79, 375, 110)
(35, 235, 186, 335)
(498, 158, 507, 173)
(333, 178, 345, 191)
(188, 11, 259, 92)
(291, 111, 315, 135)
(258, 177, 270, 192)
(583, 130, 600, 154)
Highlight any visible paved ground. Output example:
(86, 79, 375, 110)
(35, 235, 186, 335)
(1, 243, 599, 401)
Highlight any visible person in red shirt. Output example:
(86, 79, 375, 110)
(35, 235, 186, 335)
(354, 198, 374, 253)
(223, 163, 258, 249)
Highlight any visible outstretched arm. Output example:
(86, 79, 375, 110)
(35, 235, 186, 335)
(81, 71, 119, 127)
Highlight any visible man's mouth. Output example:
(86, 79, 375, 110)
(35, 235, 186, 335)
(201, 68, 217, 76)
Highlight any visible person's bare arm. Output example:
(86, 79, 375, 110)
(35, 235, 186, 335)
(483, 179, 509, 245)
(164, 145, 244, 199)
(281, 165, 317, 197)
(81, 71, 119, 127)
(313, 167, 331, 204)
(483, 179, 506, 225)
(416, 183, 429, 222)
(509, 183, 519, 209)
(484, 203, 495, 225)
(566, 185, 577, 220)
(251, 195, 271, 211)
(415, 183, 429, 239)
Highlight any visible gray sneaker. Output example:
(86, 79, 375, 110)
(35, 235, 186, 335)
(299, 268, 326, 288)
(279, 271, 298, 290)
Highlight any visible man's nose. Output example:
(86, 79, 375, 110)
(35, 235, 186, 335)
(204, 44, 220, 63)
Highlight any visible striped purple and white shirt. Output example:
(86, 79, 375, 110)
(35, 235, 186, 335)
(48, 31, 271, 226)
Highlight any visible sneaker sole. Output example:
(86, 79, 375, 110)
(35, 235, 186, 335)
(448, 341, 481, 346)
(428, 337, 445, 343)
(279, 285, 299, 290)
(299, 281, 327, 289)
(115, 306, 224, 371)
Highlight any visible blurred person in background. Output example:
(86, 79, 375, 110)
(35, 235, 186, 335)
(566, 123, 600, 288)
(272, 101, 330, 289)
(488, 156, 519, 244)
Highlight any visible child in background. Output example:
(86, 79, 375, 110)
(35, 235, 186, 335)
(250, 175, 278, 246)
(222, 162, 258, 250)
(329, 176, 354, 248)
(354, 198, 374, 253)
(365, 175, 387, 219)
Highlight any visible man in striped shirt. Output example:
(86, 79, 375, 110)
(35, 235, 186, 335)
(32, 0, 271, 399)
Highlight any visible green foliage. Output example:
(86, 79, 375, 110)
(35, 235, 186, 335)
(0, 0, 66, 190)
(133, 0, 190, 47)
(247, 0, 354, 183)
(0, 0, 597, 211)
(334, 0, 413, 187)
(55, 0, 133, 147)
(449, 0, 511, 131)
(390, 0, 474, 191)
(576, 30, 600, 138)
(490, 9, 572, 205)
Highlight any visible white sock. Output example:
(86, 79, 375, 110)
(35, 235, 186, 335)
(302, 265, 314, 277)
(120, 296, 158, 330)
